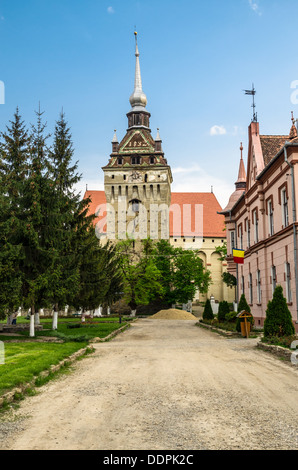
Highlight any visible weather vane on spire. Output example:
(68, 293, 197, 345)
(244, 84, 257, 122)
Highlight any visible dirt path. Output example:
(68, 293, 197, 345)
(1, 318, 298, 450)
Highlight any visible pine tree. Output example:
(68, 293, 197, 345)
(218, 300, 230, 322)
(20, 106, 52, 336)
(264, 285, 295, 337)
(100, 242, 124, 320)
(236, 294, 252, 332)
(0, 108, 30, 322)
(237, 294, 251, 314)
(46, 110, 86, 329)
(73, 228, 108, 316)
(203, 299, 214, 320)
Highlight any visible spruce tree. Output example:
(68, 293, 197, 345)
(46, 110, 86, 328)
(0, 108, 30, 322)
(21, 106, 52, 336)
(218, 300, 230, 322)
(203, 299, 214, 320)
(237, 294, 251, 314)
(264, 286, 295, 337)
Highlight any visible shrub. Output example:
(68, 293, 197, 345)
(237, 294, 251, 314)
(225, 311, 238, 323)
(218, 301, 230, 322)
(264, 286, 295, 338)
(202, 299, 214, 320)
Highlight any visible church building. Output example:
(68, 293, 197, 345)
(84, 34, 234, 305)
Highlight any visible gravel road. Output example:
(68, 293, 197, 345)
(1, 318, 298, 450)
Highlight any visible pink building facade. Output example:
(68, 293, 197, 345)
(221, 116, 298, 333)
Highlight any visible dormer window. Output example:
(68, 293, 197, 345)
(117, 157, 123, 165)
(131, 156, 141, 165)
(149, 156, 155, 164)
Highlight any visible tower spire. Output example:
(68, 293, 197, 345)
(129, 31, 147, 110)
(235, 142, 246, 190)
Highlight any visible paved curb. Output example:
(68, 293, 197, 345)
(196, 321, 240, 337)
(257, 341, 298, 365)
(89, 321, 133, 343)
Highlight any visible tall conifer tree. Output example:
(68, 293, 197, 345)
(0, 108, 30, 322)
(21, 105, 52, 336)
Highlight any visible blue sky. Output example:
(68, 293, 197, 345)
(1, 0, 298, 208)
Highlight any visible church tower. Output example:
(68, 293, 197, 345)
(103, 33, 172, 241)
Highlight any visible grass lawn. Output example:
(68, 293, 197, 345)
(0, 316, 125, 324)
(0, 341, 88, 396)
(0, 317, 131, 399)
(15, 319, 129, 342)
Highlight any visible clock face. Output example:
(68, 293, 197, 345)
(129, 170, 142, 182)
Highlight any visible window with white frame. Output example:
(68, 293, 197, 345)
(271, 265, 277, 295)
(230, 231, 235, 254)
(282, 189, 289, 228)
(249, 273, 253, 304)
(253, 210, 259, 243)
(257, 270, 262, 304)
(268, 199, 274, 236)
(285, 262, 292, 303)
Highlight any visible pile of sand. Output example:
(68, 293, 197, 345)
(151, 308, 197, 320)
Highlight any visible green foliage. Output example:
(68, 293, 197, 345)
(222, 272, 236, 287)
(153, 239, 211, 305)
(237, 294, 251, 314)
(116, 238, 163, 313)
(214, 240, 227, 262)
(0, 108, 123, 326)
(203, 299, 214, 320)
(218, 300, 230, 322)
(225, 311, 238, 323)
(264, 286, 295, 338)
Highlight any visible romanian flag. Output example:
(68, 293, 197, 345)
(233, 249, 245, 264)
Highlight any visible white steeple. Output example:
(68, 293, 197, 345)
(129, 32, 148, 111)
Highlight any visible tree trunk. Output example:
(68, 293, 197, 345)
(6, 314, 13, 325)
(81, 309, 86, 323)
(30, 306, 35, 337)
(52, 304, 58, 330)
(107, 306, 111, 316)
(131, 309, 137, 317)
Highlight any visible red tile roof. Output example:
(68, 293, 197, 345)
(170, 192, 225, 238)
(84, 190, 225, 239)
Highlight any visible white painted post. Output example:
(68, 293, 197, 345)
(29, 314, 35, 337)
(52, 310, 58, 330)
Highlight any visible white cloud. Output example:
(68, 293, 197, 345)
(107, 6, 115, 14)
(248, 0, 262, 15)
(171, 163, 233, 209)
(210, 125, 227, 136)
